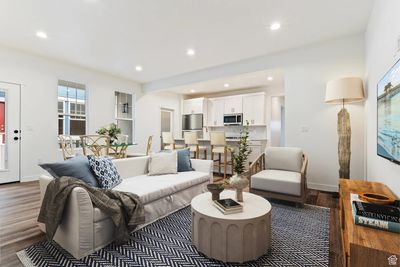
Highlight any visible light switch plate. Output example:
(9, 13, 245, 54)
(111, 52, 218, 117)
(300, 126, 310, 133)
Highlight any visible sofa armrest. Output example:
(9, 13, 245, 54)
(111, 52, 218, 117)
(191, 159, 213, 183)
(38, 175, 95, 259)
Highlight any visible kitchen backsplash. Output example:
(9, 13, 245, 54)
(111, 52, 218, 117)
(204, 125, 267, 140)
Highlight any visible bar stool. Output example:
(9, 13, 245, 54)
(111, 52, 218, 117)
(210, 131, 234, 179)
(184, 132, 207, 159)
(162, 132, 185, 150)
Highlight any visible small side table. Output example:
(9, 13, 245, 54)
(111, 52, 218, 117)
(191, 190, 272, 263)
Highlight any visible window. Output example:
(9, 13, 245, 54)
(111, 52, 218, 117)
(58, 80, 86, 137)
(115, 92, 134, 143)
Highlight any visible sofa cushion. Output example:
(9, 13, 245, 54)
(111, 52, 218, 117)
(251, 169, 302, 196)
(177, 149, 194, 172)
(148, 151, 178, 176)
(88, 156, 121, 189)
(39, 155, 99, 187)
(113, 171, 209, 204)
(265, 147, 303, 173)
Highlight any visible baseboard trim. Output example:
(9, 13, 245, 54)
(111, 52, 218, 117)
(21, 176, 39, 182)
(307, 182, 338, 192)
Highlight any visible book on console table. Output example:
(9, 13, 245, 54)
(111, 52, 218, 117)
(213, 198, 243, 215)
(350, 193, 400, 233)
(353, 200, 399, 223)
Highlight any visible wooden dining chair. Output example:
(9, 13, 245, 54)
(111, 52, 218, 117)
(128, 135, 153, 157)
(80, 135, 111, 156)
(58, 135, 76, 160)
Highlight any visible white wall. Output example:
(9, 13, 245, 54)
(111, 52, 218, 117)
(365, 0, 400, 195)
(144, 34, 366, 191)
(0, 45, 181, 181)
(135, 91, 182, 153)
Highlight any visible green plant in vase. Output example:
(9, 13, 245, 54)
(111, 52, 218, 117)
(229, 121, 251, 202)
(96, 123, 121, 144)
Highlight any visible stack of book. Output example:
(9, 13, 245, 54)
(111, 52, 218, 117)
(350, 193, 400, 233)
(213, 198, 243, 215)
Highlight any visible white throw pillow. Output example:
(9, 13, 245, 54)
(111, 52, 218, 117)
(148, 151, 178, 175)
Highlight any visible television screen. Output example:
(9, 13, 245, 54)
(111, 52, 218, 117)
(377, 59, 400, 164)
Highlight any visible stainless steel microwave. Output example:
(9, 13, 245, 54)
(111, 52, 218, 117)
(223, 114, 243, 126)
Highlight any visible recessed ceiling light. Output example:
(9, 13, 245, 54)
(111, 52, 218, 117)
(224, 83, 230, 88)
(135, 65, 143, 72)
(187, 49, 195, 56)
(190, 89, 196, 93)
(267, 76, 273, 81)
(270, 22, 281, 31)
(36, 31, 48, 39)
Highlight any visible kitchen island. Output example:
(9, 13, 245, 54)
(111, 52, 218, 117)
(174, 138, 268, 175)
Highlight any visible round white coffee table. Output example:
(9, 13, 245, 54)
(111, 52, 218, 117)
(191, 190, 272, 263)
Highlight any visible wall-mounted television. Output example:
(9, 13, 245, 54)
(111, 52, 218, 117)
(377, 59, 400, 164)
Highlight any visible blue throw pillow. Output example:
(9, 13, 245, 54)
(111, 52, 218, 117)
(87, 155, 121, 189)
(39, 155, 99, 187)
(177, 148, 194, 172)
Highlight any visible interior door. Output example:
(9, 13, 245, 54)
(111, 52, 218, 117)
(160, 108, 174, 149)
(0, 82, 21, 183)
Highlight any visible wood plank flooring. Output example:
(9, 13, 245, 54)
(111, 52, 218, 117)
(0, 181, 341, 266)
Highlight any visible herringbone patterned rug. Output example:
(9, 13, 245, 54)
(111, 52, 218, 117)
(17, 202, 329, 266)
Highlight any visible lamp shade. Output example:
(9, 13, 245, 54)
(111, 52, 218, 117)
(325, 77, 365, 104)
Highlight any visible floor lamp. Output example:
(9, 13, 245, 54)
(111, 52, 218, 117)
(325, 77, 364, 179)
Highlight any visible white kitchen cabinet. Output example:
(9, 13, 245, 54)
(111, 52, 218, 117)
(208, 98, 225, 126)
(224, 96, 242, 114)
(243, 93, 265, 125)
(182, 98, 205, 115)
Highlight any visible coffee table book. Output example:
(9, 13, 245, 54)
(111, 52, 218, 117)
(213, 202, 243, 214)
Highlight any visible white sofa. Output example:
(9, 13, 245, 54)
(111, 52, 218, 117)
(38, 156, 213, 259)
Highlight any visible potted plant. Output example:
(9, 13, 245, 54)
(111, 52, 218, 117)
(229, 122, 251, 202)
(96, 123, 121, 144)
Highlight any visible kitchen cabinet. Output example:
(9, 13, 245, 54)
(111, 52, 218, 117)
(208, 98, 225, 126)
(182, 98, 205, 115)
(224, 96, 242, 114)
(243, 93, 265, 125)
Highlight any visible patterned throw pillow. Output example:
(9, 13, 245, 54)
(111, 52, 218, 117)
(87, 155, 121, 189)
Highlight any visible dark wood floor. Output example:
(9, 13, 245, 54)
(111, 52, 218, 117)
(0, 181, 342, 267)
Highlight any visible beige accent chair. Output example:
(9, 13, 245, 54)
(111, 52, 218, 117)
(128, 135, 153, 157)
(249, 147, 308, 204)
(184, 132, 207, 159)
(80, 135, 111, 157)
(162, 132, 184, 150)
(58, 135, 76, 160)
(210, 131, 234, 179)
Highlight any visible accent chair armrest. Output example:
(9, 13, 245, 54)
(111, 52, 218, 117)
(191, 159, 213, 183)
(249, 153, 265, 175)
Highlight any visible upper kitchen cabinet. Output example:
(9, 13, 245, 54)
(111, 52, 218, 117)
(182, 98, 206, 115)
(208, 98, 225, 126)
(243, 93, 266, 125)
(224, 96, 242, 114)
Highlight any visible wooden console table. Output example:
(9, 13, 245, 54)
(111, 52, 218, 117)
(339, 179, 399, 267)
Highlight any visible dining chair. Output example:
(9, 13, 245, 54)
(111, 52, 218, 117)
(80, 135, 111, 156)
(128, 135, 153, 157)
(58, 135, 76, 160)
(161, 132, 184, 150)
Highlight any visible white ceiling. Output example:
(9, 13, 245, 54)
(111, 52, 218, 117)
(0, 0, 374, 83)
(165, 69, 284, 96)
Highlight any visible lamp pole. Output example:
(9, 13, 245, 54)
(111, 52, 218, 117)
(337, 99, 351, 179)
